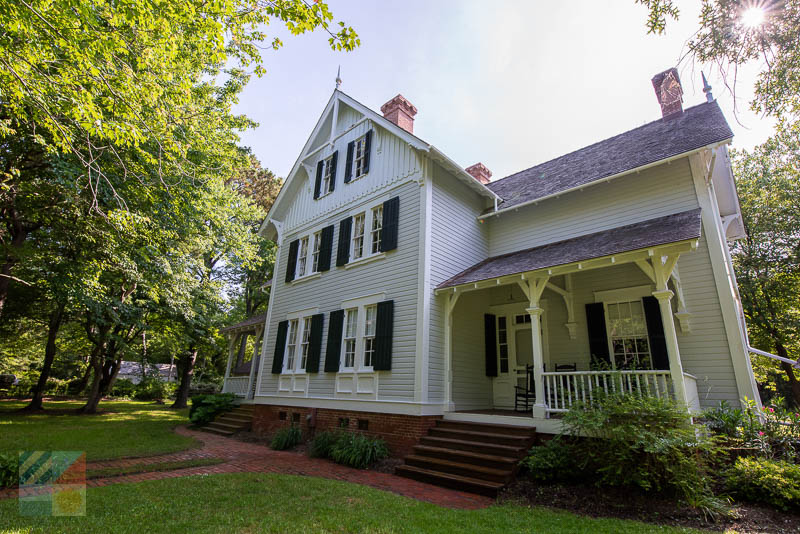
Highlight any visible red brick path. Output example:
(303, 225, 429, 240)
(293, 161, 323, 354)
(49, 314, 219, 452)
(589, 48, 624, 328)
(1, 426, 492, 509)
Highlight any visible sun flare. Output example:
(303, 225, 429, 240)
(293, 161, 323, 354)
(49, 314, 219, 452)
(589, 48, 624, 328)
(742, 6, 766, 27)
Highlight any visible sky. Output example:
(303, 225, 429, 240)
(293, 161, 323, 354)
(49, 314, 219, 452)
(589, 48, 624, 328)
(234, 0, 775, 181)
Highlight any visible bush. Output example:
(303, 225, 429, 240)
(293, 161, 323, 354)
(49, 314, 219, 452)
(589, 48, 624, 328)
(110, 379, 137, 398)
(270, 425, 302, 450)
(188, 381, 221, 397)
(0, 453, 16, 489)
(724, 457, 800, 511)
(309, 430, 341, 458)
(0, 375, 15, 390)
(520, 437, 583, 483)
(329, 432, 389, 469)
(559, 392, 727, 517)
(134, 378, 175, 401)
(188, 393, 237, 426)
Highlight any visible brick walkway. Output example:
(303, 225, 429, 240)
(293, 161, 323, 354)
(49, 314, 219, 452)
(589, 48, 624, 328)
(2, 426, 492, 509)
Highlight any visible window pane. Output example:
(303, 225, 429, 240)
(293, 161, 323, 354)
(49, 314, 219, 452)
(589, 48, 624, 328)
(365, 306, 376, 336)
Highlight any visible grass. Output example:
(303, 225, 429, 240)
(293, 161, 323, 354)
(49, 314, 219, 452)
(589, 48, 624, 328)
(0, 473, 705, 534)
(0, 400, 198, 461)
(87, 458, 223, 479)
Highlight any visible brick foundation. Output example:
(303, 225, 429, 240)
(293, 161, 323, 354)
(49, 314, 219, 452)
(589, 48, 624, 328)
(251, 404, 441, 457)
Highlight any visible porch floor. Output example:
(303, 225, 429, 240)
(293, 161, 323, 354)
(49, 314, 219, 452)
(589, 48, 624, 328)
(453, 409, 530, 418)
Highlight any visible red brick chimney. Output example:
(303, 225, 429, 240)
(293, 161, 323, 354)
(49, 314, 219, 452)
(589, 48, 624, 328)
(381, 94, 417, 134)
(465, 163, 492, 185)
(651, 68, 684, 119)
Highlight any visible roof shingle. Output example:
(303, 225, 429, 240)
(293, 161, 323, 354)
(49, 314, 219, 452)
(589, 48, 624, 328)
(486, 102, 732, 211)
(436, 209, 702, 289)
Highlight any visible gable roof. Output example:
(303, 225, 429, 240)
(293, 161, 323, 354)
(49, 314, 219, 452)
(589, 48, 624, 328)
(437, 208, 702, 289)
(484, 101, 733, 214)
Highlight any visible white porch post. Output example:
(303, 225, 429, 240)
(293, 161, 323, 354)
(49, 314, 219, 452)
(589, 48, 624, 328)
(652, 289, 689, 406)
(520, 276, 549, 418)
(246, 327, 264, 400)
(443, 291, 459, 412)
(222, 333, 238, 393)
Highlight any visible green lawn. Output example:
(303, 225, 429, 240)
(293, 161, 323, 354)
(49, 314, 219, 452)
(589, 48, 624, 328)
(0, 473, 705, 534)
(0, 400, 198, 461)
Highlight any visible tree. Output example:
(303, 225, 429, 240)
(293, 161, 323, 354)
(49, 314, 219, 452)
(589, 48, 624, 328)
(731, 131, 800, 406)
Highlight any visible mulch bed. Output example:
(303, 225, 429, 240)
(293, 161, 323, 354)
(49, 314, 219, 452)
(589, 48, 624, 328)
(501, 477, 800, 533)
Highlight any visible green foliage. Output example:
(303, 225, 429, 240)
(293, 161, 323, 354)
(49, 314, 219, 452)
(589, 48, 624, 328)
(308, 430, 342, 459)
(0, 375, 14, 390)
(559, 393, 726, 517)
(270, 425, 303, 451)
(329, 432, 389, 469)
(0, 453, 16, 489)
(703, 399, 800, 462)
(520, 438, 583, 483)
(133, 378, 175, 402)
(188, 393, 236, 426)
(635, 0, 679, 34)
(724, 457, 800, 511)
(110, 379, 137, 398)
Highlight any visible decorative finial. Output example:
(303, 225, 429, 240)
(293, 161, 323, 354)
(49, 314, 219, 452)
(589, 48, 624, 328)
(701, 71, 713, 102)
(335, 66, 342, 90)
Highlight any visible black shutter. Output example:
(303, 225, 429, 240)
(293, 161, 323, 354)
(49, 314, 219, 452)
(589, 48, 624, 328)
(306, 314, 325, 373)
(373, 300, 394, 371)
(484, 314, 498, 377)
(271, 320, 289, 374)
(313, 161, 323, 199)
(317, 225, 334, 272)
(285, 240, 299, 283)
(642, 296, 670, 370)
(362, 129, 372, 174)
(380, 196, 400, 252)
(344, 141, 354, 183)
(324, 310, 344, 372)
(585, 303, 611, 367)
(328, 151, 338, 193)
(336, 217, 352, 267)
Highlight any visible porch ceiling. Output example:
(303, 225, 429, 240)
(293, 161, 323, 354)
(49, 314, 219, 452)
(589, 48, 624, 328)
(435, 208, 702, 291)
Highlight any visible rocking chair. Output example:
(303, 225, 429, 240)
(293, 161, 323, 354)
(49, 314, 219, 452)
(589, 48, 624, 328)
(514, 364, 535, 412)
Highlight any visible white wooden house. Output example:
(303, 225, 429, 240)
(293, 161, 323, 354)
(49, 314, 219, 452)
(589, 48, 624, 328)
(223, 68, 761, 458)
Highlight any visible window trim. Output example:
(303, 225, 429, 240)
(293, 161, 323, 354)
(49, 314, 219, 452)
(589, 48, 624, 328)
(290, 226, 327, 282)
(295, 236, 309, 279)
(319, 155, 334, 199)
(337, 293, 384, 373)
(281, 307, 319, 374)
(350, 135, 368, 182)
(346, 199, 386, 266)
(594, 285, 656, 371)
(370, 205, 383, 255)
(351, 212, 366, 261)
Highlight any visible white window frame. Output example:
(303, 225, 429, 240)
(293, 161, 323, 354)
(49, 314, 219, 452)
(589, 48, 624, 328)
(337, 293, 384, 373)
(283, 319, 300, 373)
(319, 155, 334, 198)
(346, 199, 386, 266)
(281, 307, 319, 374)
(353, 135, 368, 180)
(299, 316, 312, 372)
(311, 231, 322, 273)
(370, 205, 383, 254)
(342, 308, 358, 370)
(594, 285, 655, 371)
(351, 212, 366, 260)
(295, 236, 309, 278)
(362, 304, 377, 369)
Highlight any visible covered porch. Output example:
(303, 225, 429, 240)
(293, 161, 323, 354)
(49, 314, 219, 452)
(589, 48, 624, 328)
(436, 210, 703, 427)
(221, 313, 267, 399)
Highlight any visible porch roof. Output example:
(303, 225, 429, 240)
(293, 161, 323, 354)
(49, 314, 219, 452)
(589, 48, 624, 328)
(220, 312, 267, 334)
(436, 208, 702, 290)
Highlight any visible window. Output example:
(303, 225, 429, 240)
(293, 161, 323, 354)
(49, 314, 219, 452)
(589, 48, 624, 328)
(311, 231, 321, 273)
(498, 316, 509, 373)
(515, 314, 531, 325)
(606, 300, 652, 370)
(343, 308, 358, 368)
(370, 205, 383, 254)
(363, 305, 377, 368)
(296, 236, 309, 278)
(321, 156, 334, 195)
(284, 319, 299, 371)
(352, 213, 365, 260)
(354, 136, 367, 178)
(299, 316, 312, 371)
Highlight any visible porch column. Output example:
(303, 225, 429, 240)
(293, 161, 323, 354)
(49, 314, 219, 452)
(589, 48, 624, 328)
(652, 289, 689, 407)
(222, 333, 238, 393)
(527, 306, 547, 418)
(246, 327, 264, 400)
(443, 292, 459, 412)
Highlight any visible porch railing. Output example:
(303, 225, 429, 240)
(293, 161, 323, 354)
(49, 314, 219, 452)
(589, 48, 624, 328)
(222, 377, 249, 397)
(542, 370, 674, 414)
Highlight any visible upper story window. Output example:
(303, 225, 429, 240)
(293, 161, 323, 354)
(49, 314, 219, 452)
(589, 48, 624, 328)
(343, 308, 358, 369)
(285, 225, 334, 283)
(352, 213, 366, 260)
(606, 300, 652, 370)
(311, 231, 322, 273)
(344, 130, 372, 184)
(370, 205, 383, 254)
(296, 236, 309, 278)
(321, 157, 334, 195)
(314, 152, 338, 200)
(354, 136, 368, 178)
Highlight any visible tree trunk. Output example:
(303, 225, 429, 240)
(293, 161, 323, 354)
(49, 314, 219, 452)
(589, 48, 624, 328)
(74, 364, 92, 395)
(23, 302, 65, 411)
(234, 334, 248, 369)
(776, 342, 800, 407)
(80, 325, 111, 414)
(171, 347, 197, 409)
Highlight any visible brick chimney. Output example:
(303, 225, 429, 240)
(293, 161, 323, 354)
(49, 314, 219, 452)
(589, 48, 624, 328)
(381, 94, 417, 134)
(465, 162, 492, 185)
(651, 67, 684, 119)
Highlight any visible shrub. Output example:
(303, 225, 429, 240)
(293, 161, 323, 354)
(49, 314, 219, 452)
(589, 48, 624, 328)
(270, 425, 303, 450)
(309, 430, 341, 458)
(520, 437, 583, 483)
(0, 375, 15, 390)
(188, 381, 221, 397)
(188, 393, 237, 426)
(134, 378, 176, 401)
(0, 453, 16, 489)
(724, 457, 800, 511)
(329, 432, 388, 469)
(110, 379, 137, 398)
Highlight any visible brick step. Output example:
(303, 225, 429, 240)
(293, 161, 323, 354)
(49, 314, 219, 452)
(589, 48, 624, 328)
(428, 427, 534, 448)
(395, 465, 505, 498)
(419, 435, 527, 457)
(435, 419, 537, 438)
(403, 455, 511, 483)
(412, 445, 519, 470)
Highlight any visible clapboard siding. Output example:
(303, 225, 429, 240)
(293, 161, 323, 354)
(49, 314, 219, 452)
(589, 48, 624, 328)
(428, 165, 490, 402)
(487, 159, 699, 256)
(259, 179, 421, 401)
(451, 291, 493, 410)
